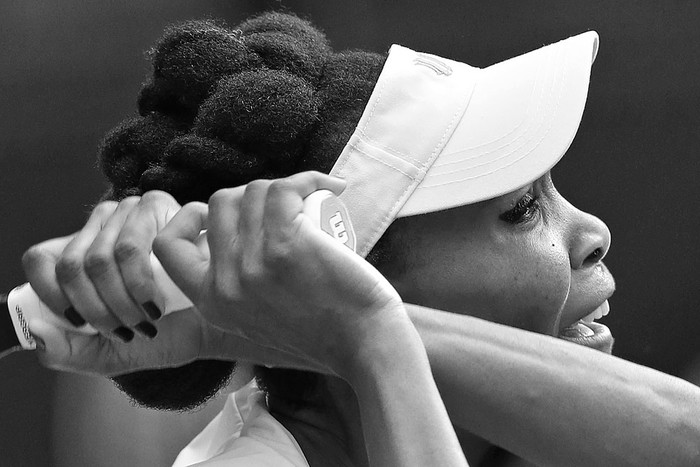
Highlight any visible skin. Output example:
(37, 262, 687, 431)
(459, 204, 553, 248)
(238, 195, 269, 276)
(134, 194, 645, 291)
(387, 172, 614, 339)
(246, 170, 616, 466)
(23, 171, 700, 466)
(154, 173, 468, 466)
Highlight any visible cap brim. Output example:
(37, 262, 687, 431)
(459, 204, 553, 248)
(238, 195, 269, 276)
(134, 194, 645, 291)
(398, 31, 599, 217)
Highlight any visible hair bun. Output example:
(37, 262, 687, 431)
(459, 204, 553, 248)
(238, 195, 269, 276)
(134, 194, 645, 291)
(165, 135, 267, 184)
(194, 69, 320, 167)
(150, 20, 261, 113)
(98, 114, 184, 194)
(239, 11, 330, 50)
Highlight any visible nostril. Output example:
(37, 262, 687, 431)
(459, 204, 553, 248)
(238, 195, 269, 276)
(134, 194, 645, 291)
(584, 247, 603, 265)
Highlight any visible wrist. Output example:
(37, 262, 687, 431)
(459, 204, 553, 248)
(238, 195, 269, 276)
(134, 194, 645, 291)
(340, 305, 428, 387)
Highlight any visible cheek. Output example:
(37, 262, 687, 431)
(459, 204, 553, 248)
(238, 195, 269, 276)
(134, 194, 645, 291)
(425, 240, 572, 335)
(499, 246, 571, 334)
(390, 216, 572, 335)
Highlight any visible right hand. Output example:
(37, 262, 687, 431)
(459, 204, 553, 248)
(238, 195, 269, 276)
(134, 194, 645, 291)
(154, 172, 412, 378)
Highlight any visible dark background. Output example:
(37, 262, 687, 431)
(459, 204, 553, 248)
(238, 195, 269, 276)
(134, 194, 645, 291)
(1, 1, 699, 465)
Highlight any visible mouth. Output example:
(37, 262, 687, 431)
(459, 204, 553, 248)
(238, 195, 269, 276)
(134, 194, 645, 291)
(557, 300, 614, 353)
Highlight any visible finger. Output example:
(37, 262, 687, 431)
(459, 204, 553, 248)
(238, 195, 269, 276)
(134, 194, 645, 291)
(237, 180, 272, 252)
(56, 202, 132, 342)
(207, 186, 245, 275)
(264, 172, 347, 236)
(116, 191, 182, 324)
(85, 197, 158, 338)
(22, 235, 76, 317)
(152, 202, 209, 303)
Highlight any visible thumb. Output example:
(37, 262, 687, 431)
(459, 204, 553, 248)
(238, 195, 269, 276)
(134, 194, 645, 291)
(29, 319, 74, 370)
(152, 202, 209, 303)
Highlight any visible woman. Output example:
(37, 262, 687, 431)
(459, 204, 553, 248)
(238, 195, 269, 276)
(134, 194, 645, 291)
(21, 12, 700, 466)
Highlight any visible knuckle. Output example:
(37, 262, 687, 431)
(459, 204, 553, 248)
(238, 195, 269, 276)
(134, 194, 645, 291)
(180, 201, 206, 215)
(119, 196, 141, 207)
(268, 179, 293, 196)
(55, 255, 84, 284)
(239, 257, 265, 290)
(83, 251, 113, 279)
(245, 180, 270, 196)
(92, 201, 118, 218)
(140, 190, 174, 206)
(212, 274, 237, 302)
(113, 239, 141, 265)
(208, 189, 235, 207)
(262, 241, 293, 269)
(22, 244, 49, 272)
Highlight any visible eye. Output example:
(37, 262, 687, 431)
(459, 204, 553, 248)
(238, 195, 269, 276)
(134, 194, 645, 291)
(499, 192, 540, 224)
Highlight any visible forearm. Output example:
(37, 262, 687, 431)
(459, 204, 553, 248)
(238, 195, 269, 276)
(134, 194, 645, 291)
(346, 314, 468, 467)
(408, 304, 700, 466)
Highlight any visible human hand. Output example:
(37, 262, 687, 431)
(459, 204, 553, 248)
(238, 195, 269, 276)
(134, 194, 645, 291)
(21, 191, 329, 376)
(153, 171, 410, 379)
(19, 192, 198, 373)
(22, 192, 183, 341)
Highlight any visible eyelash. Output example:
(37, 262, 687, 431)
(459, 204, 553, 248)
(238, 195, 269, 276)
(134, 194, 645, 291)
(499, 193, 540, 224)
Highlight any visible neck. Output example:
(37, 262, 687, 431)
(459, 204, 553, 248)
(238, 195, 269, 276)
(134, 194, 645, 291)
(267, 375, 368, 467)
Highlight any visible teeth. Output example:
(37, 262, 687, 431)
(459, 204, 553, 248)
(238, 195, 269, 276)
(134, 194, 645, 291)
(580, 300, 610, 324)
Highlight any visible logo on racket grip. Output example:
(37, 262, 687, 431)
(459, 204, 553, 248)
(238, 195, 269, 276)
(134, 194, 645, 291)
(304, 190, 356, 252)
(329, 211, 349, 244)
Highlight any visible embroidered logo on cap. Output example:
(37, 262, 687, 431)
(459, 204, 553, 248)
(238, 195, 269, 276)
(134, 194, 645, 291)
(413, 54, 452, 76)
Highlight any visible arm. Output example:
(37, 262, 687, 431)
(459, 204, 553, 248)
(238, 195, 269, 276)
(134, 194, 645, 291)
(154, 172, 468, 467)
(408, 304, 700, 466)
(19, 185, 699, 465)
(346, 313, 467, 467)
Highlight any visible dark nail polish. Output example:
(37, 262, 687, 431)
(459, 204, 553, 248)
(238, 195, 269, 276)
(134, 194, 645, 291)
(34, 337, 46, 351)
(113, 326, 135, 343)
(135, 321, 158, 339)
(142, 301, 162, 320)
(64, 307, 86, 327)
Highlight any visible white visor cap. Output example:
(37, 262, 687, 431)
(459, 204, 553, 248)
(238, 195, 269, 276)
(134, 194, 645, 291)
(330, 32, 600, 257)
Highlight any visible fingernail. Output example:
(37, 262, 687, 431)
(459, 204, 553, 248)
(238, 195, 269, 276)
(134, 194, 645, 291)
(134, 321, 158, 339)
(64, 307, 86, 327)
(34, 336, 46, 351)
(142, 301, 162, 320)
(113, 326, 135, 343)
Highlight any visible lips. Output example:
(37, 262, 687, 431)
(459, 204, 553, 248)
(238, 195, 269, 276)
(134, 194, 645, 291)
(558, 300, 614, 353)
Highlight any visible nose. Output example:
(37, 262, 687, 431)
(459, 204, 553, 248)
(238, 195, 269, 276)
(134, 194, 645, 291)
(568, 209, 611, 270)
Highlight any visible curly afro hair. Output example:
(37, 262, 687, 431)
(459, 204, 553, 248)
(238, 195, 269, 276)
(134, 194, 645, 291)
(101, 12, 397, 411)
